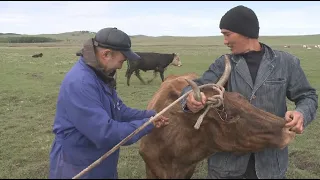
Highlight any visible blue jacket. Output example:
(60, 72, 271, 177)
(181, 43, 318, 179)
(49, 57, 156, 179)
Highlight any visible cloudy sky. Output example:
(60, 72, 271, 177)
(1, 1, 319, 36)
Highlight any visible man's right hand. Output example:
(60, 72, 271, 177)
(186, 92, 207, 113)
(153, 115, 169, 128)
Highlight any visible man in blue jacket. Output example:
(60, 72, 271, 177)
(181, 5, 318, 179)
(49, 27, 169, 179)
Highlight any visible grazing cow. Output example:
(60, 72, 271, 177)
(76, 49, 83, 56)
(303, 45, 307, 48)
(32, 53, 43, 58)
(125, 52, 182, 86)
(284, 45, 290, 48)
(139, 55, 295, 179)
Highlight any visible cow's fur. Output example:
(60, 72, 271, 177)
(125, 52, 181, 86)
(139, 67, 295, 178)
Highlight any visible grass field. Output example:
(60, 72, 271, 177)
(0, 32, 320, 179)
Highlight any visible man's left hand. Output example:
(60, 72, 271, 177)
(285, 111, 304, 134)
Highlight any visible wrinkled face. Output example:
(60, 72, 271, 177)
(171, 53, 182, 67)
(98, 48, 127, 72)
(221, 29, 250, 55)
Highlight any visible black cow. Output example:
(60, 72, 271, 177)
(32, 53, 43, 58)
(125, 52, 182, 86)
(76, 49, 83, 56)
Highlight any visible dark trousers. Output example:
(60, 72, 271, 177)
(243, 154, 258, 179)
(207, 153, 258, 179)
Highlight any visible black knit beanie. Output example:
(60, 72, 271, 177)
(219, 5, 260, 39)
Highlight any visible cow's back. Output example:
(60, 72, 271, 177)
(134, 52, 175, 71)
(147, 73, 198, 110)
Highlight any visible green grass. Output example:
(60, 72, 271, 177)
(0, 33, 320, 179)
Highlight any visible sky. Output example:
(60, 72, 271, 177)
(1, 1, 319, 37)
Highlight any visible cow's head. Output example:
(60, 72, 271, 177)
(171, 53, 182, 67)
(186, 55, 295, 153)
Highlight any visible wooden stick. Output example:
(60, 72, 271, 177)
(72, 83, 217, 179)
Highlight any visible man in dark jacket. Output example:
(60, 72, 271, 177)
(180, 5, 318, 179)
(49, 27, 169, 179)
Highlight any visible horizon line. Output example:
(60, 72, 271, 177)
(1, 31, 320, 38)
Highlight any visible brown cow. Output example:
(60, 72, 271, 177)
(139, 55, 295, 179)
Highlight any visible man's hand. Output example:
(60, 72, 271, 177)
(186, 92, 207, 113)
(285, 111, 304, 134)
(153, 115, 169, 128)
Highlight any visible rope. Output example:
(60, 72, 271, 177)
(194, 84, 225, 129)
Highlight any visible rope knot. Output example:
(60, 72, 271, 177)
(194, 84, 226, 129)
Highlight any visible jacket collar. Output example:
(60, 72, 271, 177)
(229, 43, 278, 91)
(79, 57, 115, 95)
(230, 43, 277, 64)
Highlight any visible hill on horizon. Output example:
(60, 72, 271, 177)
(1, 30, 320, 38)
(1, 31, 320, 46)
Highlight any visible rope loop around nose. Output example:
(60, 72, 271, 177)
(194, 84, 226, 129)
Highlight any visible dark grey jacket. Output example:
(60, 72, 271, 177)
(180, 43, 318, 179)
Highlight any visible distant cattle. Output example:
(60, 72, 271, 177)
(32, 53, 43, 58)
(76, 49, 83, 56)
(125, 52, 182, 86)
(284, 45, 290, 48)
(303, 45, 313, 49)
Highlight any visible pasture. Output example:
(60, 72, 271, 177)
(0, 33, 320, 179)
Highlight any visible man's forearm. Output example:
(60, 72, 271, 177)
(295, 93, 318, 128)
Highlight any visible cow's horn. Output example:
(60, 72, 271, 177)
(185, 79, 202, 102)
(216, 55, 231, 87)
